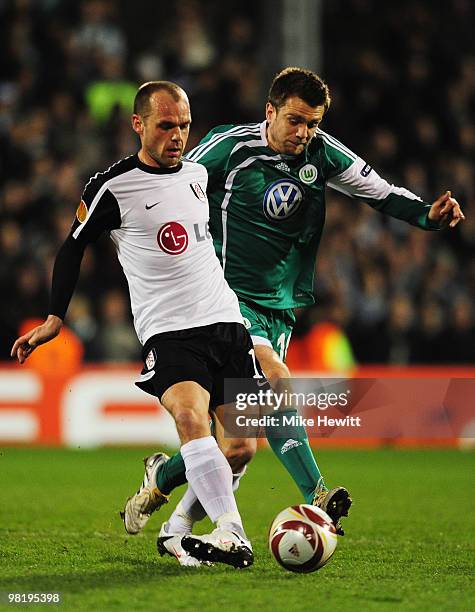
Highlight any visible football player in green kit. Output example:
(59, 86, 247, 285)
(122, 68, 464, 557)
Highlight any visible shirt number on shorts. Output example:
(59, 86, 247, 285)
(277, 332, 291, 362)
(248, 348, 263, 379)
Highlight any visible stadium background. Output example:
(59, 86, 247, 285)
(1, 0, 473, 447)
(1, 0, 473, 367)
(1, 2, 474, 609)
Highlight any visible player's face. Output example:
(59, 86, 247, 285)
(266, 97, 325, 156)
(132, 91, 191, 168)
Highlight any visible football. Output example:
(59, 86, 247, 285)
(268, 504, 338, 573)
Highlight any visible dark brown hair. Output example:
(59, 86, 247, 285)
(268, 67, 331, 111)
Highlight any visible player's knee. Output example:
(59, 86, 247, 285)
(173, 403, 209, 439)
(256, 347, 291, 387)
(225, 440, 256, 472)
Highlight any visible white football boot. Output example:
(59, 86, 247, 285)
(120, 453, 170, 535)
(182, 528, 253, 569)
(157, 522, 208, 567)
(313, 486, 352, 535)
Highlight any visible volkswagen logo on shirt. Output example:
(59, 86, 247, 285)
(157, 222, 188, 255)
(263, 180, 303, 220)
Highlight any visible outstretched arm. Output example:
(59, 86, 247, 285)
(326, 148, 466, 230)
(10, 175, 122, 365)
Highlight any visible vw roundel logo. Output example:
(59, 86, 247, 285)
(263, 180, 303, 221)
(157, 222, 188, 255)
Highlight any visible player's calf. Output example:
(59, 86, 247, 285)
(161, 381, 211, 443)
(223, 439, 256, 473)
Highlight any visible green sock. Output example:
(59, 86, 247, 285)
(155, 453, 186, 495)
(265, 409, 326, 504)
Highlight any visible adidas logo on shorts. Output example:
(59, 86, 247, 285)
(280, 439, 302, 454)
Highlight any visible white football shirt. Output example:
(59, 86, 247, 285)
(71, 155, 242, 344)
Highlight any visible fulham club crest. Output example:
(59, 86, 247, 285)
(190, 183, 207, 202)
(145, 348, 157, 370)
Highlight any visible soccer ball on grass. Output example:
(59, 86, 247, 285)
(268, 504, 338, 573)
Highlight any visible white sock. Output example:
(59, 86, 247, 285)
(167, 466, 247, 534)
(232, 465, 247, 491)
(180, 436, 242, 526)
(165, 498, 194, 535)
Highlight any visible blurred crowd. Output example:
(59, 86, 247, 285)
(1, 0, 473, 365)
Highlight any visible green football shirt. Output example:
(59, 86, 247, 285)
(187, 121, 438, 310)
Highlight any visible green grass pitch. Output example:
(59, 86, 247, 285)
(1, 447, 474, 611)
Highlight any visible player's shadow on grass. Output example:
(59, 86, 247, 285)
(0, 558, 234, 593)
(101, 553, 232, 572)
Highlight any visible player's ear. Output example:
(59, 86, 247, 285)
(266, 102, 276, 123)
(131, 114, 144, 136)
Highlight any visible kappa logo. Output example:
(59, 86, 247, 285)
(299, 164, 318, 184)
(157, 222, 188, 255)
(280, 439, 302, 454)
(190, 182, 207, 202)
(263, 180, 303, 220)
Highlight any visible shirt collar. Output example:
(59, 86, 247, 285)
(135, 154, 183, 174)
(260, 120, 310, 161)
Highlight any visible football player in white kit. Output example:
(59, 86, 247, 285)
(10, 81, 265, 569)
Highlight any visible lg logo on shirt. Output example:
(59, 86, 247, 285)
(263, 180, 303, 220)
(157, 222, 211, 254)
(157, 222, 188, 254)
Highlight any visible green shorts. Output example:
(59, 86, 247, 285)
(239, 299, 295, 362)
